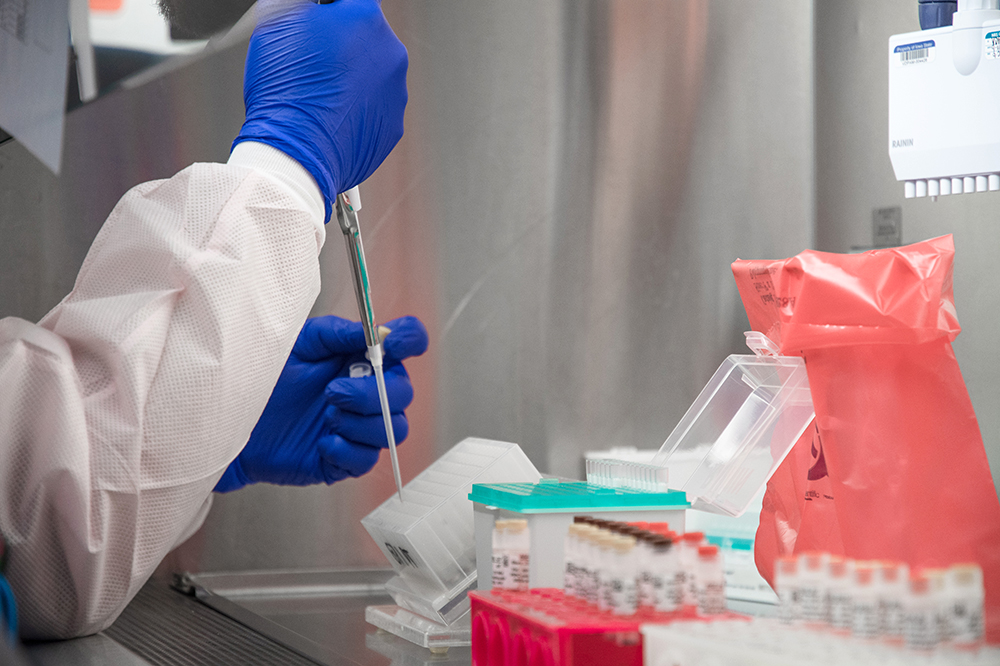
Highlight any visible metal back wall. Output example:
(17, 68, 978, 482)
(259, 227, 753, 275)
(0, 0, 814, 574)
(814, 0, 1000, 491)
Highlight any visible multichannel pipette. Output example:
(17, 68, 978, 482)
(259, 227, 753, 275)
(336, 186, 404, 503)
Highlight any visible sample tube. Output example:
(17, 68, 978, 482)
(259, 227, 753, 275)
(948, 563, 985, 649)
(492, 520, 509, 589)
(826, 556, 855, 633)
(774, 555, 800, 624)
(904, 572, 939, 651)
(635, 533, 654, 609)
(585, 527, 602, 606)
(611, 536, 639, 615)
(851, 562, 881, 640)
(650, 536, 679, 613)
(798, 552, 828, 623)
(679, 532, 706, 608)
(597, 533, 617, 612)
(507, 520, 530, 592)
(564, 524, 580, 597)
(924, 568, 950, 644)
(696, 545, 726, 616)
(876, 560, 909, 642)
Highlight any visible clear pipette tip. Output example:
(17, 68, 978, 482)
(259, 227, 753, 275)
(374, 362, 404, 503)
(369, 342, 404, 503)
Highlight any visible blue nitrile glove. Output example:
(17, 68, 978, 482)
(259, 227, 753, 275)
(232, 0, 408, 220)
(215, 315, 428, 491)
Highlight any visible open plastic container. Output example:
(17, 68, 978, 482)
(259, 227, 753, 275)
(361, 437, 540, 625)
(587, 332, 815, 517)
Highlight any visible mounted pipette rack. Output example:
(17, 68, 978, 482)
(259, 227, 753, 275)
(888, 1, 1000, 199)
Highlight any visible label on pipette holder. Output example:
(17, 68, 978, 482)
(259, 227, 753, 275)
(987, 31, 1000, 60)
(893, 39, 935, 66)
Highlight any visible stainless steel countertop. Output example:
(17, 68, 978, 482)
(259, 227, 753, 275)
(183, 569, 472, 666)
(20, 570, 472, 666)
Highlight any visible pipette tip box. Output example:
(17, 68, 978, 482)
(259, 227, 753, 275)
(361, 437, 541, 627)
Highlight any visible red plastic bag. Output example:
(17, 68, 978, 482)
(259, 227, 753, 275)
(732, 235, 1000, 643)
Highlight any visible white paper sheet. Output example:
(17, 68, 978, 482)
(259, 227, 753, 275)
(0, 0, 70, 173)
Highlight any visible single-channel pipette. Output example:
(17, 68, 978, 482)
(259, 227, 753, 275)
(336, 186, 404, 503)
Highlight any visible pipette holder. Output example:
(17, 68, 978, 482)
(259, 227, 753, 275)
(888, 7, 1000, 199)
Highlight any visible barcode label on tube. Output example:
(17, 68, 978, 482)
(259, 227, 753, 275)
(894, 39, 935, 66)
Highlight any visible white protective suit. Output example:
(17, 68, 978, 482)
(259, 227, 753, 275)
(0, 143, 326, 639)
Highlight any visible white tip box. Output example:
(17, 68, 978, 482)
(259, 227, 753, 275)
(361, 438, 540, 624)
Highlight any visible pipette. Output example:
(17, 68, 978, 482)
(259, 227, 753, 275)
(335, 186, 404, 503)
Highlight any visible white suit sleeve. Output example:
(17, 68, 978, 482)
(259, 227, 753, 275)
(0, 143, 326, 639)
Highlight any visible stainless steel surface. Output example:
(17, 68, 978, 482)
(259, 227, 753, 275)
(336, 192, 405, 502)
(24, 633, 153, 666)
(814, 0, 1000, 488)
(187, 569, 471, 666)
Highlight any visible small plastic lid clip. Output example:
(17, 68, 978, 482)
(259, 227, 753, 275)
(744, 331, 781, 357)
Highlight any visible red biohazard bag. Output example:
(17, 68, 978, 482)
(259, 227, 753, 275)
(732, 235, 1000, 643)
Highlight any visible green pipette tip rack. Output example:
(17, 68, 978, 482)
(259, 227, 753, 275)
(468, 478, 688, 514)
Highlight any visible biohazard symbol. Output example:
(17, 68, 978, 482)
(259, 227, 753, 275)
(807, 424, 828, 481)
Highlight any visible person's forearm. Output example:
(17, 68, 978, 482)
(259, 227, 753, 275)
(0, 148, 324, 639)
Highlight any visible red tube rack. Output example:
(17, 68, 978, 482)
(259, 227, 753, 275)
(470, 588, 740, 666)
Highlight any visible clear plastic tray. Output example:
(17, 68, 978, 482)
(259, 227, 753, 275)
(361, 438, 540, 624)
(588, 333, 814, 517)
(365, 604, 471, 650)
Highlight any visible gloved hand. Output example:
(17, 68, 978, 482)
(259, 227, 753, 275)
(232, 0, 408, 220)
(215, 315, 428, 491)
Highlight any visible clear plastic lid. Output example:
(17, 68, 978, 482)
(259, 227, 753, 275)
(588, 332, 815, 517)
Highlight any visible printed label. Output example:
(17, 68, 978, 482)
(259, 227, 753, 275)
(610, 577, 638, 615)
(799, 586, 826, 622)
(779, 587, 799, 623)
(385, 542, 419, 569)
(853, 601, 881, 639)
(599, 573, 614, 611)
(492, 552, 505, 588)
(904, 609, 939, 651)
(880, 598, 905, 637)
(637, 571, 653, 608)
(698, 583, 727, 615)
(510, 553, 530, 591)
(589, 570, 601, 606)
(987, 31, 1000, 59)
(651, 573, 678, 612)
(949, 601, 985, 645)
(671, 572, 685, 606)
(894, 39, 935, 66)
(829, 592, 853, 631)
